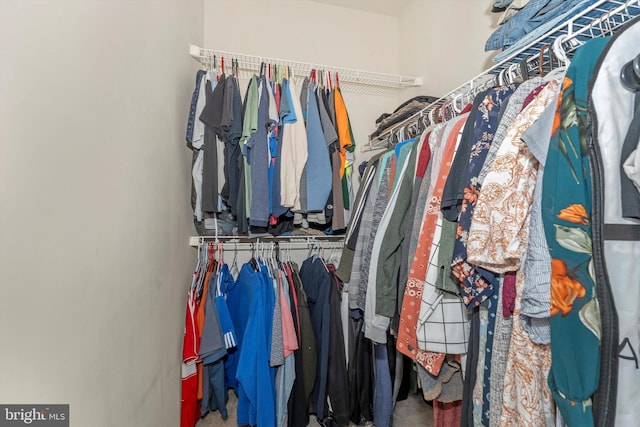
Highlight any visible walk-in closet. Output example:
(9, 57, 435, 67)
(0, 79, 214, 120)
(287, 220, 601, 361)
(2, 1, 639, 427)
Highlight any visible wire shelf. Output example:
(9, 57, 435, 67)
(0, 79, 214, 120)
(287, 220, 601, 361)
(367, 0, 640, 151)
(189, 46, 423, 96)
(189, 235, 345, 248)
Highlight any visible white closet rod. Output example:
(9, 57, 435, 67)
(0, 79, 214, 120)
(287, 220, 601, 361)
(189, 235, 344, 248)
(189, 45, 423, 96)
(367, 0, 640, 149)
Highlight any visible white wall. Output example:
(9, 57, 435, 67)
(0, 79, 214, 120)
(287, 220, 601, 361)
(399, 0, 500, 99)
(0, 1, 203, 425)
(0, 1, 502, 425)
(203, 0, 402, 165)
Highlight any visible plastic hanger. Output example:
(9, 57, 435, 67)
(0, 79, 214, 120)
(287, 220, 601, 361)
(249, 243, 259, 271)
(518, 55, 531, 82)
(206, 242, 214, 273)
(216, 242, 224, 274)
(230, 242, 239, 277)
(452, 93, 463, 114)
(275, 242, 281, 265)
(506, 63, 519, 84)
(428, 107, 436, 127)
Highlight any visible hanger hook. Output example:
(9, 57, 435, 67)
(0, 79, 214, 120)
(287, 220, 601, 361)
(552, 34, 569, 66)
(428, 107, 436, 127)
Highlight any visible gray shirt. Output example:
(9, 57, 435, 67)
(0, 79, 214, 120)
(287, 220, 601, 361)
(357, 160, 391, 311)
(519, 88, 559, 345)
(349, 172, 380, 309)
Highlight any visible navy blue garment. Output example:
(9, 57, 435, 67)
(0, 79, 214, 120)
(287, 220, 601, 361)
(186, 70, 206, 143)
(461, 307, 481, 427)
(451, 85, 517, 308)
(235, 262, 276, 427)
(481, 284, 500, 425)
(225, 262, 256, 391)
(300, 257, 332, 420)
(305, 83, 333, 212)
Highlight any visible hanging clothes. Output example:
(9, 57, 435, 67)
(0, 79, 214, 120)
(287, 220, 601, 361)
(280, 79, 308, 211)
(541, 38, 609, 427)
(233, 261, 276, 427)
(287, 261, 318, 427)
(248, 77, 271, 227)
(304, 82, 333, 212)
(186, 67, 357, 238)
(299, 256, 331, 420)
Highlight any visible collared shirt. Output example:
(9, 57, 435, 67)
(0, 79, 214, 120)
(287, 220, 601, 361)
(519, 84, 561, 345)
(467, 80, 559, 427)
(477, 78, 544, 185)
(397, 124, 450, 374)
(467, 80, 559, 273)
(416, 115, 471, 355)
(450, 85, 518, 308)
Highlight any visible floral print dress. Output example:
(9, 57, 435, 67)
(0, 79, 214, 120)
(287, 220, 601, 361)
(541, 37, 610, 427)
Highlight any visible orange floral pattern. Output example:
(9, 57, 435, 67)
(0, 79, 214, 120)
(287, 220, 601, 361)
(550, 258, 586, 316)
(467, 80, 559, 274)
(463, 184, 480, 205)
(557, 203, 590, 225)
(551, 77, 573, 136)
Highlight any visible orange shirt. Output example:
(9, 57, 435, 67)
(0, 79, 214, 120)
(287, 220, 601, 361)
(396, 117, 466, 374)
(334, 86, 355, 179)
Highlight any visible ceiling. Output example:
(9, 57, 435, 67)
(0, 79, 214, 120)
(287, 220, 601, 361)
(308, 0, 412, 17)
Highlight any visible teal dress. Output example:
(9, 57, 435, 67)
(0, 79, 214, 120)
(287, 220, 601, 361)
(541, 36, 610, 427)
